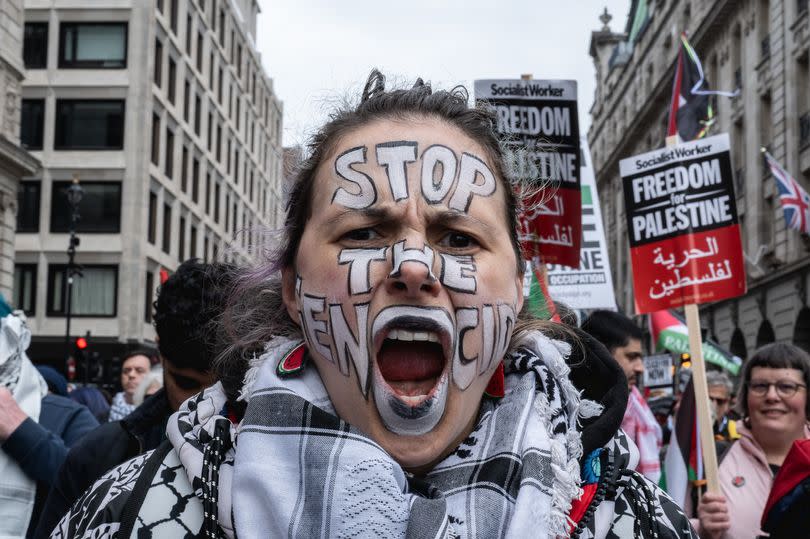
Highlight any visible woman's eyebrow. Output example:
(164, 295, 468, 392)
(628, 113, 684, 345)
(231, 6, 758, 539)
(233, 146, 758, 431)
(323, 207, 395, 228)
(428, 210, 495, 233)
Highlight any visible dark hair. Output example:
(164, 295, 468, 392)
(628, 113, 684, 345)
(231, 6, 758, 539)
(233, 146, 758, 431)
(69, 386, 111, 423)
(738, 342, 810, 419)
(154, 259, 236, 372)
(580, 310, 643, 353)
(219, 70, 542, 402)
(121, 349, 157, 366)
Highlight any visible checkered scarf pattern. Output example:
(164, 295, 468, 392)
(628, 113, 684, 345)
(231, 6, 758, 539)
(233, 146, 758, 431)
(167, 332, 600, 538)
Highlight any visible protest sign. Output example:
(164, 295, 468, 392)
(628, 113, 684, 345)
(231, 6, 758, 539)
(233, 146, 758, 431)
(546, 137, 616, 309)
(619, 133, 746, 313)
(475, 79, 582, 267)
(643, 354, 674, 389)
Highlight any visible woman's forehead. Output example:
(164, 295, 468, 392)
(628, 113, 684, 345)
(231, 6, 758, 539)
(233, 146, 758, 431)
(750, 366, 804, 380)
(311, 117, 505, 215)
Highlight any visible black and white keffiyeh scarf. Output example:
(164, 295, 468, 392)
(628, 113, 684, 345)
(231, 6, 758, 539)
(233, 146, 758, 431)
(166, 332, 603, 539)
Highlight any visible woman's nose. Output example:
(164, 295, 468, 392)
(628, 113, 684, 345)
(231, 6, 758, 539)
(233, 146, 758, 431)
(385, 241, 441, 298)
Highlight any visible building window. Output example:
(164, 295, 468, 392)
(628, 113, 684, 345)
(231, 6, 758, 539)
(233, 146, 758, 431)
(162, 202, 172, 253)
(168, 57, 177, 104)
(183, 80, 191, 122)
(145, 270, 154, 323)
(165, 127, 175, 179)
(13, 264, 37, 315)
(203, 235, 209, 262)
(181, 146, 189, 192)
(148, 191, 158, 243)
(196, 32, 203, 72)
(154, 38, 163, 87)
(17, 182, 41, 233)
(217, 66, 224, 104)
(151, 113, 161, 165)
(214, 183, 220, 223)
(207, 112, 214, 152)
(194, 95, 202, 135)
(54, 99, 125, 150)
(205, 172, 212, 214)
(50, 181, 122, 233)
(48, 265, 118, 317)
(185, 14, 193, 53)
(59, 23, 127, 68)
(21, 99, 45, 150)
(23, 23, 48, 69)
(179, 215, 187, 260)
(169, 0, 179, 34)
(192, 158, 200, 202)
(190, 225, 198, 258)
(216, 124, 222, 162)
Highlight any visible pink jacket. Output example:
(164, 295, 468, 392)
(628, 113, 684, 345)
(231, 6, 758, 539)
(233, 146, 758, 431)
(714, 424, 810, 539)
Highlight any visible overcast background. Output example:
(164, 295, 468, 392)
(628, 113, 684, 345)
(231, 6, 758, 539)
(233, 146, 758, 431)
(256, 0, 632, 148)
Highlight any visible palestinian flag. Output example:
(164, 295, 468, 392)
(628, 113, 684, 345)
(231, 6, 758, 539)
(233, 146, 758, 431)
(667, 33, 738, 142)
(661, 374, 703, 505)
(649, 309, 742, 375)
(524, 262, 560, 322)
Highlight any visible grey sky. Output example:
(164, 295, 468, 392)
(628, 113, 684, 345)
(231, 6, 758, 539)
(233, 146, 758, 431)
(256, 0, 632, 148)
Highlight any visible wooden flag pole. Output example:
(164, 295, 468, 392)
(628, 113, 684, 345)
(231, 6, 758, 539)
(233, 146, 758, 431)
(665, 135, 720, 493)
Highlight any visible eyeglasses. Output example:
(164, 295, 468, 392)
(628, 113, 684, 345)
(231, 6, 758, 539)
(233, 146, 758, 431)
(748, 381, 807, 398)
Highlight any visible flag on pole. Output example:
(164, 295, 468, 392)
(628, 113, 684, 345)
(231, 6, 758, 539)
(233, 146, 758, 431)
(524, 262, 560, 321)
(667, 33, 739, 141)
(649, 309, 742, 375)
(661, 374, 703, 507)
(763, 149, 810, 235)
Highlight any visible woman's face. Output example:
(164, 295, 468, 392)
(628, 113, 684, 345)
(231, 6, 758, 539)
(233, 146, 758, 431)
(282, 116, 523, 470)
(747, 366, 807, 437)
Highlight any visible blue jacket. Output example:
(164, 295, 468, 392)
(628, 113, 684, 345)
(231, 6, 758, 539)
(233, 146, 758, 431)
(2, 393, 98, 537)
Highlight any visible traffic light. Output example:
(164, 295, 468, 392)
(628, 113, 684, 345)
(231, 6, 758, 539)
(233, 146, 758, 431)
(680, 352, 692, 369)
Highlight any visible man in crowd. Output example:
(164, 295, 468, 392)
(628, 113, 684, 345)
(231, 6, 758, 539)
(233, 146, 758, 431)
(107, 351, 152, 421)
(0, 314, 98, 537)
(35, 260, 233, 537)
(582, 310, 663, 482)
(706, 370, 739, 444)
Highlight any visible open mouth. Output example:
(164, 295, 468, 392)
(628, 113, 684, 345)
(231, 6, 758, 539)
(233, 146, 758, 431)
(370, 307, 454, 434)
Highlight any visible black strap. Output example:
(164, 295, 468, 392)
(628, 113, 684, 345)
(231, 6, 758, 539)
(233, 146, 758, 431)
(118, 440, 174, 538)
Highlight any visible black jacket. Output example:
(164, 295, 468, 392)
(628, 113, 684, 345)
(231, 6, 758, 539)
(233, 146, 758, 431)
(33, 389, 171, 538)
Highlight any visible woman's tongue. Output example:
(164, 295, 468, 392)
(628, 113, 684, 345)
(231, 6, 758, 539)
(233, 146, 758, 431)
(377, 340, 444, 397)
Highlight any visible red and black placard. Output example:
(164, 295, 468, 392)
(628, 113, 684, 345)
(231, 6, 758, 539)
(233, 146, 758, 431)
(619, 133, 746, 313)
(475, 79, 582, 268)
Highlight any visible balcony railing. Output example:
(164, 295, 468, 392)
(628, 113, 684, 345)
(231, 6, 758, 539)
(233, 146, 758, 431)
(801, 112, 810, 148)
(761, 35, 771, 60)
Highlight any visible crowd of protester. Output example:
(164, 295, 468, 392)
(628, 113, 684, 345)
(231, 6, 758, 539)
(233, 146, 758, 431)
(1, 72, 808, 538)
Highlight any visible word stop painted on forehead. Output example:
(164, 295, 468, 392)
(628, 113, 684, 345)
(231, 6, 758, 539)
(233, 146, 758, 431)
(330, 141, 497, 212)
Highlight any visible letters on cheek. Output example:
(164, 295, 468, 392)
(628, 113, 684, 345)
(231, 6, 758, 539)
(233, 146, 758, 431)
(330, 141, 496, 212)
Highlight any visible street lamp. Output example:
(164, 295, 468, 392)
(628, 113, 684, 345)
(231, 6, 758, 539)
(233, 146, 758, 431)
(63, 175, 84, 378)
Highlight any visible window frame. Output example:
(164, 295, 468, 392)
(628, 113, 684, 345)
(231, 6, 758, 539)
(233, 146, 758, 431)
(23, 22, 48, 69)
(58, 22, 128, 69)
(20, 98, 45, 151)
(13, 264, 38, 316)
(47, 264, 119, 318)
(54, 99, 126, 150)
(49, 180, 122, 233)
(16, 181, 41, 233)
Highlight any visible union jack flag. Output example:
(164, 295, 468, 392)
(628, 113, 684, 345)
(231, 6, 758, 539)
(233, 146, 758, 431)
(763, 150, 810, 235)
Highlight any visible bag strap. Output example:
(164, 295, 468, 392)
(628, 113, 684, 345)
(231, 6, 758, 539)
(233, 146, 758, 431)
(118, 439, 173, 537)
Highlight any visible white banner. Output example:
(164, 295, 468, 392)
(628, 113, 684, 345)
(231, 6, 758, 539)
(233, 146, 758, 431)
(546, 137, 617, 310)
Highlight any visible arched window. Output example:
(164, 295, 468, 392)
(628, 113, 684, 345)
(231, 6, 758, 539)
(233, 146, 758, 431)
(756, 319, 776, 349)
(730, 327, 747, 362)
(793, 307, 810, 354)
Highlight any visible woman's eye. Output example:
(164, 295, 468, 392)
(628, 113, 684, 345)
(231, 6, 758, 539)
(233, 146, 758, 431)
(441, 232, 477, 249)
(342, 228, 378, 242)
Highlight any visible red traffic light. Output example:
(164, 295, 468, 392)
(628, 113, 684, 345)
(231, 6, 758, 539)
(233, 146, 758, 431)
(76, 337, 88, 350)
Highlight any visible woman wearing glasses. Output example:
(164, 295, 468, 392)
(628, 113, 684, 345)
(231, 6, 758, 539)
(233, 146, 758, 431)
(697, 342, 810, 539)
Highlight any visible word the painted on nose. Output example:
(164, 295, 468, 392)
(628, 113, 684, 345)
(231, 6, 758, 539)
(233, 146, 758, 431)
(337, 244, 478, 296)
(331, 141, 496, 212)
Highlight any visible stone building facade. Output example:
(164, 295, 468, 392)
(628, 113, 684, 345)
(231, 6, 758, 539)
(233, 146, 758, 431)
(16, 0, 284, 363)
(589, 0, 810, 358)
(0, 0, 38, 304)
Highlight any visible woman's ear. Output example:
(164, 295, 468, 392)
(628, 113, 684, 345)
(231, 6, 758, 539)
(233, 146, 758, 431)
(281, 267, 301, 327)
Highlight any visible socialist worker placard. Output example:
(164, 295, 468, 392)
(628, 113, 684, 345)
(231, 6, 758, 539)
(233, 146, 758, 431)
(475, 79, 581, 268)
(619, 133, 746, 313)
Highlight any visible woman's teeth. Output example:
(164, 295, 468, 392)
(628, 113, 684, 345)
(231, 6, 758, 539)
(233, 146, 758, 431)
(386, 329, 440, 342)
